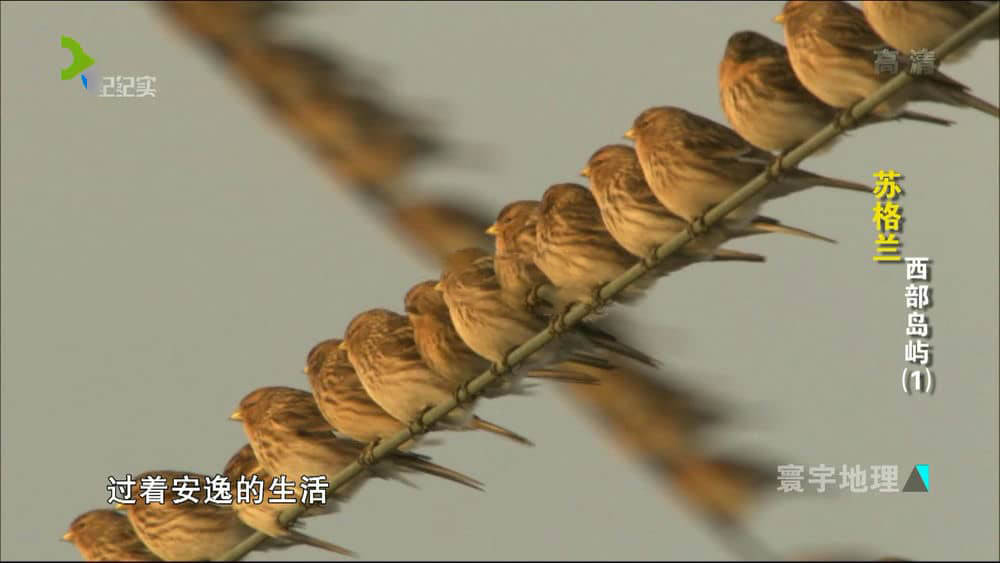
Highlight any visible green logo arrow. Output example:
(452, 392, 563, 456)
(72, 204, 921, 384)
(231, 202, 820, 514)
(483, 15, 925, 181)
(60, 35, 95, 80)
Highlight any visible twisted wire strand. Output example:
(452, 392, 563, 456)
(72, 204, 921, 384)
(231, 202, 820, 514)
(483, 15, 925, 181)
(214, 5, 1000, 561)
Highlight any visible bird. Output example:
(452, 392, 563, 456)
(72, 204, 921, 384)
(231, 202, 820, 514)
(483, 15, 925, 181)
(404, 279, 599, 396)
(63, 509, 160, 561)
(231, 386, 485, 491)
(339, 308, 533, 445)
(625, 106, 871, 229)
(304, 338, 412, 444)
(776, 1, 999, 119)
(116, 470, 260, 561)
(582, 144, 836, 260)
(718, 30, 952, 154)
(861, 1, 999, 63)
(533, 183, 766, 306)
(221, 444, 355, 557)
(435, 247, 661, 374)
(486, 200, 571, 311)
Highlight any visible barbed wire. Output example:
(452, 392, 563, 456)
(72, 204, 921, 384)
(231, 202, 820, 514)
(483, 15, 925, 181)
(211, 4, 1000, 561)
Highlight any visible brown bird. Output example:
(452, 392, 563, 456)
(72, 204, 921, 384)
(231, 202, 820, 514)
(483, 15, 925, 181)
(776, 1, 999, 119)
(862, 1, 999, 63)
(304, 338, 411, 443)
(404, 280, 599, 396)
(486, 200, 574, 311)
(583, 144, 835, 259)
(63, 509, 160, 561)
(231, 386, 485, 491)
(221, 444, 355, 557)
(719, 30, 951, 154)
(339, 309, 533, 445)
(116, 470, 259, 561)
(534, 183, 765, 305)
(625, 106, 871, 229)
(436, 247, 660, 373)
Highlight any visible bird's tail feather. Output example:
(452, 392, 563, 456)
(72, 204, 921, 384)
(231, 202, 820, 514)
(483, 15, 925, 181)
(709, 248, 766, 262)
(470, 415, 534, 446)
(285, 529, 357, 557)
(391, 452, 487, 490)
(736, 217, 836, 244)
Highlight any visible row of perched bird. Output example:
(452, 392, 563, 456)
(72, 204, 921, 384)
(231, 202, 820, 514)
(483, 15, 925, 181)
(64, 2, 998, 560)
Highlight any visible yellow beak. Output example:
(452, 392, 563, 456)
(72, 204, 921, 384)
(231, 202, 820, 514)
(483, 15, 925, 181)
(580, 165, 591, 178)
(62, 531, 73, 542)
(623, 128, 635, 140)
(302, 365, 309, 374)
(114, 503, 127, 510)
(773, 13, 785, 23)
(485, 223, 498, 236)
(229, 410, 243, 421)
(337, 340, 347, 351)
(433, 281, 444, 292)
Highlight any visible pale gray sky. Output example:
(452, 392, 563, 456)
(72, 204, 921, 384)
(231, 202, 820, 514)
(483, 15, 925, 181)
(2, 1, 998, 560)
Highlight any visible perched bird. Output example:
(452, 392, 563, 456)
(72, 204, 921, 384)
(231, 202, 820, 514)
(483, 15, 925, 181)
(534, 183, 765, 305)
(231, 386, 485, 491)
(776, 1, 999, 119)
(116, 470, 259, 561)
(339, 309, 533, 445)
(862, 1, 999, 63)
(625, 106, 871, 228)
(582, 144, 835, 259)
(304, 338, 411, 443)
(404, 280, 599, 396)
(487, 200, 569, 310)
(718, 30, 951, 154)
(63, 509, 160, 561)
(221, 444, 355, 557)
(436, 247, 660, 373)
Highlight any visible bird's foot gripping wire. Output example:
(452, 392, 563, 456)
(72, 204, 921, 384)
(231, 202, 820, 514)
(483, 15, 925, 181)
(525, 282, 547, 312)
(359, 438, 382, 467)
(453, 377, 475, 405)
(835, 103, 862, 133)
(588, 284, 609, 315)
(407, 405, 435, 437)
(685, 215, 709, 241)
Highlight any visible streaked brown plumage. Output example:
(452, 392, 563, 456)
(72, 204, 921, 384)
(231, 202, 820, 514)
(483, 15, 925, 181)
(777, 1, 999, 119)
(340, 309, 533, 445)
(221, 444, 355, 557)
(534, 183, 666, 304)
(719, 30, 951, 153)
(583, 144, 835, 257)
(488, 201, 558, 306)
(535, 183, 766, 305)
(436, 248, 660, 373)
(626, 106, 871, 228)
(63, 510, 160, 562)
(304, 339, 410, 443)
(862, 1, 999, 63)
(117, 470, 258, 561)
(404, 280, 599, 396)
(231, 386, 485, 490)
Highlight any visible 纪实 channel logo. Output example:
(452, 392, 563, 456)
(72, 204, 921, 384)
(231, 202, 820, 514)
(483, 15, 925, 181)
(60, 35, 158, 98)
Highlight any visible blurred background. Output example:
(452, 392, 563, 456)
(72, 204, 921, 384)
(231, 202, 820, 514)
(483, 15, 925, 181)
(2, 1, 998, 560)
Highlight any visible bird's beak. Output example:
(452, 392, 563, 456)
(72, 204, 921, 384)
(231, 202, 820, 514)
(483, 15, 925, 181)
(337, 341, 347, 351)
(114, 503, 127, 510)
(623, 128, 635, 140)
(433, 282, 444, 292)
(773, 13, 785, 24)
(61, 532, 73, 542)
(485, 223, 498, 236)
(229, 410, 243, 421)
(302, 365, 309, 374)
(580, 165, 591, 178)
